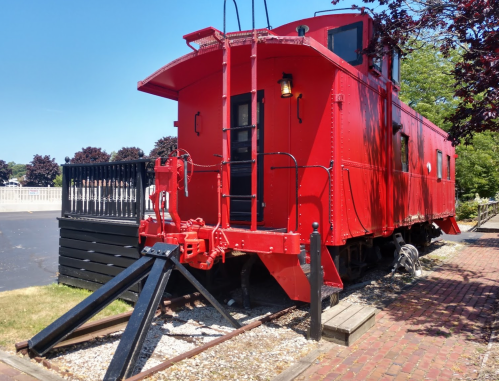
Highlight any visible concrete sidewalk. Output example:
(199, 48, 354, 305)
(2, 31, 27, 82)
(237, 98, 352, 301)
(296, 233, 499, 381)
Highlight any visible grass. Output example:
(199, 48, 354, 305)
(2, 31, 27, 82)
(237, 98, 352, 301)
(0, 283, 132, 350)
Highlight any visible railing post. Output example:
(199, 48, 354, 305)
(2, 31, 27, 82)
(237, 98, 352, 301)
(477, 204, 482, 228)
(136, 162, 146, 224)
(309, 222, 322, 341)
(61, 165, 71, 217)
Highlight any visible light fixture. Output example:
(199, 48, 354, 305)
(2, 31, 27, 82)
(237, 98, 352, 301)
(277, 72, 293, 98)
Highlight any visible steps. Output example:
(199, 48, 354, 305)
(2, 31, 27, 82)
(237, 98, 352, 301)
(322, 302, 376, 346)
(300, 264, 342, 300)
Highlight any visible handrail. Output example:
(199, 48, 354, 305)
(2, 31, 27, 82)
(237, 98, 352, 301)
(270, 164, 333, 230)
(259, 152, 299, 232)
(314, 7, 369, 17)
(477, 201, 499, 228)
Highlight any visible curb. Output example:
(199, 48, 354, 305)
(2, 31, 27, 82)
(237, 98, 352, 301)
(0, 350, 65, 381)
(271, 342, 335, 381)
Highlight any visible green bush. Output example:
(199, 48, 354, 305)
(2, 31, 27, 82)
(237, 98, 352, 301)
(456, 200, 479, 221)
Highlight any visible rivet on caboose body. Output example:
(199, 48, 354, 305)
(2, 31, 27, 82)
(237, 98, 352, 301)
(137, 11, 460, 303)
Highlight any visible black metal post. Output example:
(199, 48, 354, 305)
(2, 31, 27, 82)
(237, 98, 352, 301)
(61, 165, 71, 217)
(309, 222, 322, 341)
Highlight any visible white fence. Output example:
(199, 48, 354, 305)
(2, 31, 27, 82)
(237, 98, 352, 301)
(0, 187, 62, 212)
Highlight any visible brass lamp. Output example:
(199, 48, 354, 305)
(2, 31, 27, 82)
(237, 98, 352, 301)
(277, 73, 293, 98)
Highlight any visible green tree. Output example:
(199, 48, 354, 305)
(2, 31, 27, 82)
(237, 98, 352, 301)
(53, 166, 63, 187)
(399, 42, 459, 131)
(7, 162, 27, 180)
(455, 132, 499, 200)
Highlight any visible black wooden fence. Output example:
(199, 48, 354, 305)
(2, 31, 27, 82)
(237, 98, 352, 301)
(61, 160, 156, 223)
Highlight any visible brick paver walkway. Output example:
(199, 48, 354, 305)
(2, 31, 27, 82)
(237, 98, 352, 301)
(298, 233, 499, 381)
(0, 361, 38, 381)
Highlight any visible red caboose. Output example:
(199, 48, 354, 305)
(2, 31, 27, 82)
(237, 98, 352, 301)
(133, 10, 459, 303)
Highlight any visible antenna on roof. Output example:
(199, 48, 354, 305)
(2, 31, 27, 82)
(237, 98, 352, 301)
(263, 0, 271, 29)
(223, 0, 242, 36)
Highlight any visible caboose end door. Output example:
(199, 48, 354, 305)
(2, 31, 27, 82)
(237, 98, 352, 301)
(230, 91, 264, 223)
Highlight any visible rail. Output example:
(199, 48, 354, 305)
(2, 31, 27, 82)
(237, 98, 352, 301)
(477, 201, 499, 228)
(61, 159, 156, 224)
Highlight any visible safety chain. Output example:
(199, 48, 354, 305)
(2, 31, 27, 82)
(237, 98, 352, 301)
(192, 162, 219, 168)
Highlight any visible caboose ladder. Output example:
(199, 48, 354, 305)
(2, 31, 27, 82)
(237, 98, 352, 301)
(221, 31, 259, 231)
(250, 29, 258, 231)
(222, 39, 231, 229)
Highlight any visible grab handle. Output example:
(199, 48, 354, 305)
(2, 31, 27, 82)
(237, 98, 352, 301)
(297, 94, 302, 124)
(194, 112, 200, 136)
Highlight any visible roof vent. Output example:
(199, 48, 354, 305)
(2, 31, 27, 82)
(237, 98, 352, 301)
(296, 25, 309, 36)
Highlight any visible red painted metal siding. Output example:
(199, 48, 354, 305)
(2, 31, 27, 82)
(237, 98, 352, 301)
(141, 15, 457, 246)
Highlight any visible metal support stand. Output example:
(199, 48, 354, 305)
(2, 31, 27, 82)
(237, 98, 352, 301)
(309, 222, 323, 341)
(28, 242, 241, 381)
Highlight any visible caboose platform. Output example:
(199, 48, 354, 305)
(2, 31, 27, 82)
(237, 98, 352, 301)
(321, 302, 376, 346)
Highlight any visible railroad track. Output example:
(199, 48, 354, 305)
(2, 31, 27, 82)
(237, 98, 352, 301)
(16, 292, 302, 381)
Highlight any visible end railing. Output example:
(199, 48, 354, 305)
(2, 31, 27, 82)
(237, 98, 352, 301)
(61, 159, 156, 224)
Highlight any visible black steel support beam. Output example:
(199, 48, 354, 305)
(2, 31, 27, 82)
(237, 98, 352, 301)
(29, 255, 155, 356)
(29, 241, 242, 381)
(105, 256, 174, 380)
(170, 257, 242, 329)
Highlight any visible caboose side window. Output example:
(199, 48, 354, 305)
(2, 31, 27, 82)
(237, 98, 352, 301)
(328, 22, 363, 66)
(401, 135, 409, 172)
(447, 155, 451, 180)
(437, 150, 443, 179)
(391, 49, 401, 84)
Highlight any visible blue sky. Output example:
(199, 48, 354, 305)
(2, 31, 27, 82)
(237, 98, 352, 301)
(1, 0, 357, 165)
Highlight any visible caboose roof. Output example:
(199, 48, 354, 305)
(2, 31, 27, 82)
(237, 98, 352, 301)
(137, 26, 381, 101)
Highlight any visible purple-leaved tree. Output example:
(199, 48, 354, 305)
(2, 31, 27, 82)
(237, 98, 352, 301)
(149, 136, 178, 158)
(24, 155, 60, 187)
(71, 147, 110, 164)
(113, 147, 144, 161)
(0, 160, 12, 184)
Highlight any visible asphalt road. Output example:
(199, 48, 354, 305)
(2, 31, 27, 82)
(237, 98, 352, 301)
(0, 211, 60, 291)
(442, 230, 483, 244)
